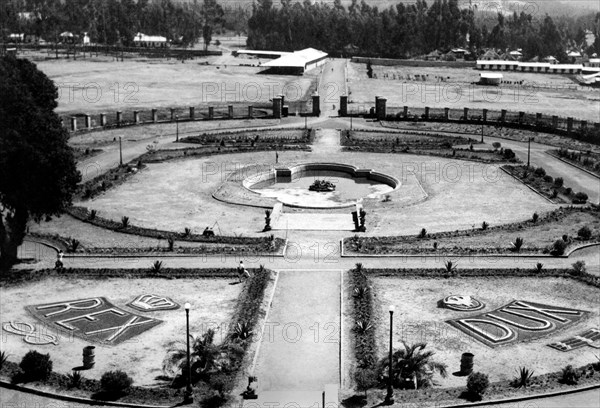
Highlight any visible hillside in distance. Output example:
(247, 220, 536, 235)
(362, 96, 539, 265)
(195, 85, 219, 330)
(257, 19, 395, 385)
(177, 0, 598, 16)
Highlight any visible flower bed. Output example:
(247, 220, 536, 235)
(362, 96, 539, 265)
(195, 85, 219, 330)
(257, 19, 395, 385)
(502, 165, 588, 204)
(341, 130, 515, 163)
(67, 206, 284, 252)
(343, 206, 600, 255)
(550, 148, 600, 177)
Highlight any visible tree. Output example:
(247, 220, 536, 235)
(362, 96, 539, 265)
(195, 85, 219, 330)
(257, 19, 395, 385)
(0, 56, 80, 271)
(378, 341, 448, 389)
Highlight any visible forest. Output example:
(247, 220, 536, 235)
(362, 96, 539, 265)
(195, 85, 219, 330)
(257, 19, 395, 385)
(1, 0, 599, 61)
(247, 0, 600, 60)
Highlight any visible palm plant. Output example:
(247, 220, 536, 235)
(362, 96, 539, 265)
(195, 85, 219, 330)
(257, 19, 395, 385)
(121, 216, 130, 228)
(378, 341, 448, 389)
(444, 260, 458, 273)
(513, 367, 534, 388)
(534, 262, 543, 273)
(162, 329, 227, 383)
(511, 237, 524, 252)
(150, 260, 163, 273)
(230, 322, 253, 342)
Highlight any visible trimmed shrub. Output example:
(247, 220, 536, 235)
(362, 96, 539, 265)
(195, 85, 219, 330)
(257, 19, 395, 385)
(419, 228, 427, 238)
(561, 365, 579, 385)
(19, 350, 52, 382)
(543, 175, 553, 183)
(481, 221, 489, 230)
(564, 187, 573, 196)
(554, 177, 564, 188)
(534, 167, 546, 177)
(578, 226, 592, 240)
(573, 192, 588, 204)
(532, 212, 539, 223)
(100, 370, 133, 397)
(551, 239, 567, 256)
(466, 372, 490, 401)
(571, 261, 587, 276)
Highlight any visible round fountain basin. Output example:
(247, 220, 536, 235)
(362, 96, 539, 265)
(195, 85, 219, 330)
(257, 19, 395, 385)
(244, 163, 399, 208)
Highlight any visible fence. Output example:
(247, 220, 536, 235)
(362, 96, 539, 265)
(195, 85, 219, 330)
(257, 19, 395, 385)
(345, 99, 600, 145)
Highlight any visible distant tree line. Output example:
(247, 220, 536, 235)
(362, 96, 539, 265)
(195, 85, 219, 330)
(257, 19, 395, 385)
(247, 0, 600, 61)
(0, 0, 231, 49)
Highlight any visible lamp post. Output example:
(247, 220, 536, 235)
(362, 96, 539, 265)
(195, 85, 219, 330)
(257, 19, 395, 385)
(184, 302, 193, 403)
(118, 136, 123, 166)
(176, 114, 179, 142)
(527, 137, 534, 168)
(384, 304, 395, 405)
(481, 121, 484, 143)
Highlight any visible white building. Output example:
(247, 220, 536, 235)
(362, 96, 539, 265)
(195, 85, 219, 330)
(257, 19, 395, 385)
(260, 48, 328, 74)
(133, 33, 168, 47)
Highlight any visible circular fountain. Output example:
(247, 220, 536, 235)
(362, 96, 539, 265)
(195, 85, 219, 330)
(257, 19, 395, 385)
(244, 163, 400, 209)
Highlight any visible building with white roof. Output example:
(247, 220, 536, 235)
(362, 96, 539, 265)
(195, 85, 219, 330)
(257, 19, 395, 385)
(476, 60, 583, 74)
(479, 72, 503, 85)
(260, 48, 328, 74)
(133, 33, 168, 47)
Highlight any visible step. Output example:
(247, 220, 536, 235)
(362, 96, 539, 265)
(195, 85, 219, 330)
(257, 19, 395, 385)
(243, 390, 323, 408)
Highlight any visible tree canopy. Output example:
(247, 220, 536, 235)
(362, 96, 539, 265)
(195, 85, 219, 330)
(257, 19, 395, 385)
(0, 56, 80, 270)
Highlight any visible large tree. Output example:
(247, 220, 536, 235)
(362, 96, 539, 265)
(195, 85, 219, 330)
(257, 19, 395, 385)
(0, 56, 80, 271)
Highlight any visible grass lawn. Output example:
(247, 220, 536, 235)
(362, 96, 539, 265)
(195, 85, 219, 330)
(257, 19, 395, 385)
(80, 149, 553, 236)
(0, 277, 242, 386)
(35, 59, 316, 115)
(344, 208, 600, 255)
(371, 276, 600, 387)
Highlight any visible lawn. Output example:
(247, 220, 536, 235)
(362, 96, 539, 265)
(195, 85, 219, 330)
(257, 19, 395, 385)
(79, 150, 553, 236)
(371, 276, 600, 387)
(0, 277, 242, 386)
(35, 59, 316, 115)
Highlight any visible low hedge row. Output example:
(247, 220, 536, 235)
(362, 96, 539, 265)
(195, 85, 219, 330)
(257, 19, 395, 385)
(67, 206, 283, 249)
(0, 267, 240, 287)
(1, 361, 177, 405)
(344, 206, 599, 250)
(363, 267, 600, 288)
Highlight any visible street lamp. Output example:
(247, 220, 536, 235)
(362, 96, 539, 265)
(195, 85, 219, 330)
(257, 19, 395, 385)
(176, 114, 179, 142)
(184, 302, 193, 403)
(527, 137, 534, 169)
(384, 304, 395, 405)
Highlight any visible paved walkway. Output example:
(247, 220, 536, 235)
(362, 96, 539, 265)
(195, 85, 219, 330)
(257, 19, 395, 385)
(313, 128, 342, 154)
(253, 269, 340, 392)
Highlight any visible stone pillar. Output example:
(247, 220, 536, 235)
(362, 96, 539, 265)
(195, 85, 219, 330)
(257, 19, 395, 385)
(228, 105, 234, 118)
(482, 109, 488, 122)
(403, 106, 408, 117)
(170, 108, 175, 121)
(463, 107, 469, 121)
(70, 117, 77, 132)
(189, 106, 195, 120)
(152, 109, 158, 123)
(85, 115, 92, 129)
(500, 109, 507, 122)
(552, 115, 559, 128)
(278, 94, 285, 107)
(567, 117, 573, 133)
(340, 95, 348, 116)
(248, 106, 253, 119)
(444, 107, 450, 121)
(116, 111, 122, 125)
(273, 97, 282, 119)
(312, 93, 320, 116)
(424, 107, 430, 120)
(208, 107, 214, 120)
(100, 113, 107, 127)
(375, 97, 387, 120)
(133, 110, 140, 124)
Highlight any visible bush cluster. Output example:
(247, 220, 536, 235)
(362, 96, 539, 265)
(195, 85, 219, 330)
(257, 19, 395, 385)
(350, 264, 377, 369)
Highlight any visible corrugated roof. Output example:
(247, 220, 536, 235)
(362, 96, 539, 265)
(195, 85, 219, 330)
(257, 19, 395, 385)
(261, 48, 328, 68)
(236, 50, 291, 57)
